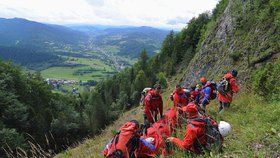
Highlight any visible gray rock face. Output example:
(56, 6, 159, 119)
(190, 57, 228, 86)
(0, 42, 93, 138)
(182, 0, 234, 84)
(180, 0, 279, 88)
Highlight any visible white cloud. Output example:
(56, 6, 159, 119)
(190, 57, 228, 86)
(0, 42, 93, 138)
(0, 0, 219, 29)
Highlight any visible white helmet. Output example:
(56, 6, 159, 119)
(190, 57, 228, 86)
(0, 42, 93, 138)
(218, 121, 231, 137)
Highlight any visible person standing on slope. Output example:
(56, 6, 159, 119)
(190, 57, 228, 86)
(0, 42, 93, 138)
(189, 83, 200, 104)
(199, 78, 217, 113)
(199, 77, 211, 112)
(170, 84, 188, 108)
(217, 70, 239, 113)
(143, 84, 163, 126)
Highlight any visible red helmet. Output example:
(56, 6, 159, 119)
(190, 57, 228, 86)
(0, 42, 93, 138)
(200, 77, 207, 84)
(185, 103, 198, 118)
(224, 73, 233, 79)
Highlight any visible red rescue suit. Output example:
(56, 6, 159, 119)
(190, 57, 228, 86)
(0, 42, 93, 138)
(172, 89, 188, 107)
(170, 118, 206, 153)
(218, 73, 239, 103)
(139, 120, 172, 157)
(162, 108, 178, 132)
(144, 90, 163, 123)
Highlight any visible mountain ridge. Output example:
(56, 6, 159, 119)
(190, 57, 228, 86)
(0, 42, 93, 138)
(0, 17, 169, 67)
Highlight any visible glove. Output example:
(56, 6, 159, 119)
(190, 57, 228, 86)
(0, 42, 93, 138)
(145, 137, 155, 143)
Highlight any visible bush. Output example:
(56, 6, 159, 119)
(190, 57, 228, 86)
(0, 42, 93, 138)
(0, 128, 27, 153)
(230, 51, 242, 61)
(156, 72, 167, 88)
(252, 58, 280, 101)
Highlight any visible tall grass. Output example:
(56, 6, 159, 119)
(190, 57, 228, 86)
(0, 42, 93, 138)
(169, 93, 280, 157)
(56, 92, 280, 158)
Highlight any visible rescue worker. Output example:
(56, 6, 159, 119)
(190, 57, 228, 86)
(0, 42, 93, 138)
(217, 70, 239, 113)
(200, 82, 211, 110)
(138, 121, 170, 157)
(103, 120, 156, 158)
(200, 77, 207, 86)
(143, 84, 163, 126)
(170, 84, 188, 108)
(189, 83, 200, 104)
(167, 104, 206, 154)
(162, 108, 178, 132)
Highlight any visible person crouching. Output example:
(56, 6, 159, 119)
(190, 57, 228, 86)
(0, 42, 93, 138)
(167, 104, 206, 154)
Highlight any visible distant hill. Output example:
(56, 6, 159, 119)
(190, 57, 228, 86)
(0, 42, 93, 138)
(0, 18, 169, 70)
(0, 18, 88, 49)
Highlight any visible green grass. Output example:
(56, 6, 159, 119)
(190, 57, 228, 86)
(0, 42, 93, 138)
(168, 94, 280, 157)
(54, 68, 280, 157)
(101, 45, 120, 54)
(41, 66, 98, 81)
(41, 57, 116, 81)
(55, 91, 280, 158)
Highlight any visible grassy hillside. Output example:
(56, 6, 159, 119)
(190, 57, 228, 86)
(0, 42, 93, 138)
(55, 0, 280, 157)
(56, 72, 280, 157)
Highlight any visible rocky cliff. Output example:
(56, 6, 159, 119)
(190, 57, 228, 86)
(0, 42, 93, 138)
(182, 0, 279, 85)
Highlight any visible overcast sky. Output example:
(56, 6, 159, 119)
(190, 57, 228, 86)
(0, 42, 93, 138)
(0, 0, 219, 30)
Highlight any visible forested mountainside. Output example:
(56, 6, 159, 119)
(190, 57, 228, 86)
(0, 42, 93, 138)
(56, 0, 279, 157)
(0, 18, 168, 70)
(0, 18, 87, 47)
(1, 0, 279, 157)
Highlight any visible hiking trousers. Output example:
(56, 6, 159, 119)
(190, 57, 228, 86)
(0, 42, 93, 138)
(218, 101, 230, 113)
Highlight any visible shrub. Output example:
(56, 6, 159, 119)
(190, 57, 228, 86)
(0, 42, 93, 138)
(252, 58, 280, 101)
(230, 51, 242, 61)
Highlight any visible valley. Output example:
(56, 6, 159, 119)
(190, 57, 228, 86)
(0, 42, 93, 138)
(0, 18, 168, 93)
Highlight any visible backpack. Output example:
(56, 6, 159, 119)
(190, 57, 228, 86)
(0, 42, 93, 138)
(140, 87, 152, 106)
(204, 117, 222, 152)
(106, 132, 123, 158)
(200, 82, 217, 102)
(106, 149, 123, 158)
(106, 132, 140, 158)
(191, 117, 222, 153)
(105, 121, 141, 158)
(217, 78, 229, 95)
(208, 82, 217, 100)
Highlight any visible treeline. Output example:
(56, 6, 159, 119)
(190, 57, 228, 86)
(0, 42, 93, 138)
(0, 46, 63, 70)
(0, 61, 90, 157)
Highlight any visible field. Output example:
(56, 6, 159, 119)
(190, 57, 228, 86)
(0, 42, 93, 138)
(41, 57, 116, 81)
(40, 56, 117, 93)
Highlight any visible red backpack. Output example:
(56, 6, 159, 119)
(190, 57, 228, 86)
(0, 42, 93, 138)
(104, 121, 140, 158)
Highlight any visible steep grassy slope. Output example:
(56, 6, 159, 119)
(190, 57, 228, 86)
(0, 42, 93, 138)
(55, 73, 183, 158)
(56, 0, 280, 157)
(56, 74, 280, 158)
